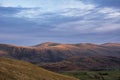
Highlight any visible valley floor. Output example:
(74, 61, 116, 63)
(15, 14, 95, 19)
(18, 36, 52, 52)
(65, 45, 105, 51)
(60, 70, 120, 80)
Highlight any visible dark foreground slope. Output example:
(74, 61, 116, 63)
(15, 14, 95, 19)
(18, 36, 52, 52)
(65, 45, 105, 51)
(0, 58, 78, 80)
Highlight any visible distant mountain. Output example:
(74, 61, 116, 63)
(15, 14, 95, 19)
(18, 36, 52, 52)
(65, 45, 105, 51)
(0, 58, 78, 80)
(34, 42, 61, 47)
(0, 42, 120, 71)
(101, 43, 120, 47)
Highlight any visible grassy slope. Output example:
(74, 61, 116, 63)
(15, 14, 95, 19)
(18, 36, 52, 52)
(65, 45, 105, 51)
(0, 58, 78, 80)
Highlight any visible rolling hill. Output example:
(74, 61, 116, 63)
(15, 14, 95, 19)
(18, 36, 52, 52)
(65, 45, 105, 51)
(0, 42, 120, 71)
(0, 58, 78, 80)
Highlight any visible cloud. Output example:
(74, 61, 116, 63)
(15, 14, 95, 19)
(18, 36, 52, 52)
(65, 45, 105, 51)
(51, 7, 120, 34)
(1, 4, 120, 34)
(14, 8, 44, 18)
(81, 0, 120, 8)
(94, 23, 120, 32)
(98, 7, 120, 18)
(0, 6, 33, 18)
(0, 7, 21, 15)
(0, 0, 120, 45)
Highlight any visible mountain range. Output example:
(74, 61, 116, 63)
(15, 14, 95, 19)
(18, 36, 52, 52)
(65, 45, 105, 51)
(0, 42, 120, 71)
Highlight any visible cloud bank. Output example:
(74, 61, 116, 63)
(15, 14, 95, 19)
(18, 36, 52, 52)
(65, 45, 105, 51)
(0, 0, 120, 45)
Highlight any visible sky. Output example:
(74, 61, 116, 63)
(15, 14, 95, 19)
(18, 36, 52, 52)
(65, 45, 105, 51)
(0, 0, 120, 45)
